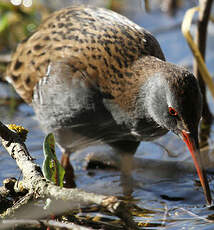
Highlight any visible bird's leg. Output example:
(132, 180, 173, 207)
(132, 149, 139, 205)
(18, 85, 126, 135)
(110, 141, 140, 196)
(110, 140, 139, 172)
(60, 152, 76, 188)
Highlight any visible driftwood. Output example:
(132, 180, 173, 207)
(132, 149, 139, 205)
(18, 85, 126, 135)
(0, 121, 138, 230)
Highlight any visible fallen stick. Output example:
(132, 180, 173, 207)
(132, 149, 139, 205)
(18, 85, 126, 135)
(1, 219, 92, 230)
(0, 121, 138, 229)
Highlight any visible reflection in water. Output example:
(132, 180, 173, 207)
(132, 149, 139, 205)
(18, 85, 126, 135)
(1, 91, 214, 228)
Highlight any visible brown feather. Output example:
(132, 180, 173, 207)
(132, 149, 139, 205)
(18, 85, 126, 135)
(6, 6, 165, 108)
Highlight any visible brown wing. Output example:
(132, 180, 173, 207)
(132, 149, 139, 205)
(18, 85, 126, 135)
(6, 5, 165, 105)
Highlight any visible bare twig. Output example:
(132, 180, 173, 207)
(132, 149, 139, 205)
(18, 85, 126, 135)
(1, 219, 92, 230)
(0, 121, 138, 229)
(178, 207, 213, 223)
(1, 193, 34, 218)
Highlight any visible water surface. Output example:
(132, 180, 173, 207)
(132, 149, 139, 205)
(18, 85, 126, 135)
(1, 0, 214, 229)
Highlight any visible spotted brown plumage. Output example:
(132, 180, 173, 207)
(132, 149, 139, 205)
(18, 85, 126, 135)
(6, 6, 212, 204)
(6, 6, 164, 106)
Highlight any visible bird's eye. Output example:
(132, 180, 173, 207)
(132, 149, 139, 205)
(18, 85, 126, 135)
(168, 107, 178, 116)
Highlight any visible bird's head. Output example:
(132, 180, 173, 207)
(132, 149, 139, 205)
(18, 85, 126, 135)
(139, 60, 212, 205)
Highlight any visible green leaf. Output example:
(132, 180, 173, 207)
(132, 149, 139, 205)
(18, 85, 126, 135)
(0, 13, 9, 33)
(42, 133, 65, 187)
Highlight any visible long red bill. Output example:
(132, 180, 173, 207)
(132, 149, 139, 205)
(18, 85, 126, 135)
(182, 130, 212, 205)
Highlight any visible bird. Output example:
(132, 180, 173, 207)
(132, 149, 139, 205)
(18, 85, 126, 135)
(5, 5, 212, 204)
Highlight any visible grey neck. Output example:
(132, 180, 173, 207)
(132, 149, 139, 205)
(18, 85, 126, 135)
(137, 73, 170, 128)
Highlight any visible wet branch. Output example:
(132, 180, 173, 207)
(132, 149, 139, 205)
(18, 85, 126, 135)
(0, 121, 138, 229)
(1, 219, 92, 230)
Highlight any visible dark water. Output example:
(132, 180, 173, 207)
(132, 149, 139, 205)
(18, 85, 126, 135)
(1, 0, 214, 229)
